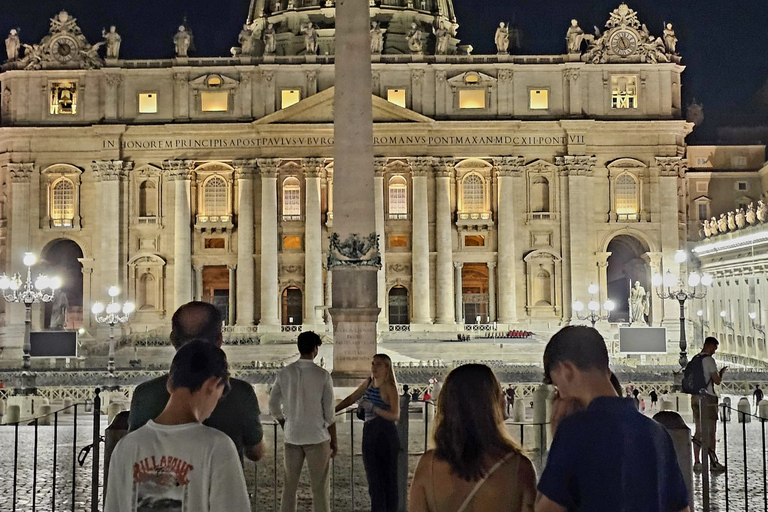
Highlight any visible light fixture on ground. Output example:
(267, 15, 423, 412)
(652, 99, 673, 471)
(0, 252, 60, 395)
(652, 250, 712, 368)
(572, 283, 615, 328)
(92, 286, 134, 390)
(749, 312, 765, 337)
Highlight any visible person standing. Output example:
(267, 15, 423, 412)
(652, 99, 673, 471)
(754, 384, 764, 414)
(535, 326, 689, 512)
(336, 355, 401, 512)
(269, 332, 337, 512)
(689, 337, 727, 472)
(505, 384, 516, 416)
(649, 389, 658, 411)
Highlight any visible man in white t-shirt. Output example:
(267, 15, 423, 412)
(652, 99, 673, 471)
(691, 336, 727, 472)
(269, 331, 337, 512)
(105, 340, 250, 512)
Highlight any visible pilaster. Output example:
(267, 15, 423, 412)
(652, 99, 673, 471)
(495, 156, 525, 324)
(92, 160, 131, 293)
(163, 160, 195, 311)
(303, 157, 324, 326)
(258, 158, 280, 327)
(411, 157, 432, 325)
(434, 158, 455, 325)
(234, 160, 256, 326)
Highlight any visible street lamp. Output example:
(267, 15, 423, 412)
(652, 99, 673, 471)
(0, 252, 60, 394)
(572, 283, 615, 328)
(749, 312, 765, 337)
(719, 310, 734, 332)
(92, 286, 134, 389)
(652, 250, 713, 368)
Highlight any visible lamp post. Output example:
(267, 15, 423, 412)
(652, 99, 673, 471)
(695, 309, 710, 345)
(719, 311, 734, 332)
(572, 283, 615, 328)
(92, 286, 134, 390)
(652, 250, 712, 369)
(0, 252, 60, 395)
(749, 312, 765, 337)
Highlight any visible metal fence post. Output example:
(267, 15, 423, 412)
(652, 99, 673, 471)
(91, 388, 101, 512)
(397, 391, 411, 512)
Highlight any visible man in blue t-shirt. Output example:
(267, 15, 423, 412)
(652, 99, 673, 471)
(535, 326, 690, 512)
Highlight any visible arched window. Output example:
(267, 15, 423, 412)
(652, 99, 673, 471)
(462, 174, 484, 213)
(139, 181, 157, 217)
(615, 173, 638, 220)
(51, 178, 75, 227)
(530, 176, 550, 213)
(283, 177, 301, 220)
(138, 272, 156, 310)
(203, 176, 228, 216)
(388, 176, 408, 219)
(388, 286, 409, 325)
(282, 286, 302, 324)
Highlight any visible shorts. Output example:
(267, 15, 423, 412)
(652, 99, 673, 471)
(691, 393, 718, 423)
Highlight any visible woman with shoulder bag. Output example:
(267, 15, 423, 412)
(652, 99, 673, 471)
(336, 354, 401, 512)
(409, 364, 536, 512)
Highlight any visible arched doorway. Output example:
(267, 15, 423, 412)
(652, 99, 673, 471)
(388, 286, 409, 325)
(606, 235, 649, 323)
(462, 263, 489, 324)
(202, 266, 230, 324)
(41, 239, 84, 330)
(282, 287, 302, 325)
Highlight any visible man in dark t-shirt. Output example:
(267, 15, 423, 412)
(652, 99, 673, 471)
(755, 385, 764, 413)
(535, 326, 690, 512)
(649, 389, 658, 410)
(128, 301, 264, 462)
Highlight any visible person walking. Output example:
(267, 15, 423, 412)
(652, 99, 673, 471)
(754, 384, 764, 414)
(535, 326, 689, 512)
(649, 389, 658, 411)
(688, 336, 727, 472)
(336, 354, 401, 512)
(269, 332, 337, 512)
(409, 364, 537, 512)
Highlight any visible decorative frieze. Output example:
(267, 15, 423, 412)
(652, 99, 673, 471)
(302, 157, 324, 178)
(493, 156, 525, 177)
(256, 158, 279, 178)
(91, 160, 131, 181)
(162, 160, 194, 180)
(655, 156, 687, 177)
(555, 155, 596, 176)
(7, 163, 34, 183)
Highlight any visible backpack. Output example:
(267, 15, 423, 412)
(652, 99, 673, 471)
(682, 354, 710, 395)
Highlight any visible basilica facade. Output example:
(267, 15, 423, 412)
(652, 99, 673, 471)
(1, 2, 750, 360)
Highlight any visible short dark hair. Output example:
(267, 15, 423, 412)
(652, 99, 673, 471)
(543, 326, 609, 384)
(297, 331, 322, 355)
(704, 336, 719, 347)
(169, 339, 230, 395)
(170, 301, 223, 349)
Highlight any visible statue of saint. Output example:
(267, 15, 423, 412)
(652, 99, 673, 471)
(433, 24, 450, 55)
(174, 26, 191, 57)
(263, 23, 276, 55)
(370, 22, 384, 54)
(238, 24, 255, 56)
(49, 291, 69, 330)
(301, 23, 319, 55)
(495, 22, 510, 54)
(566, 19, 585, 54)
(663, 23, 677, 54)
(5, 29, 20, 62)
(406, 22, 424, 54)
(102, 26, 121, 59)
(629, 281, 648, 326)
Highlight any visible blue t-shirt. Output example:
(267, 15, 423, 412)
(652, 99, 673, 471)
(538, 396, 689, 512)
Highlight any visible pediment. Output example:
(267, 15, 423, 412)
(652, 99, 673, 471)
(254, 87, 434, 125)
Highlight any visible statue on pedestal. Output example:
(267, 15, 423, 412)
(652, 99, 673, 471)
(495, 22, 509, 54)
(238, 24, 255, 56)
(263, 23, 276, 55)
(370, 22, 384, 54)
(717, 214, 727, 233)
(49, 291, 68, 330)
(727, 211, 737, 231)
(566, 19, 585, 54)
(301, 23, 319, 55)
(746, 203, 757, 225)
(5, 29, 20, 62)
(406, 22, 425, 54)
(758, 200, 768, 223)
(629, 281, 648, 326)
(433, 24, 450, 55)
(736, 208, 746, 229)
(174, 26, 191, 57)
(663, 23, 677, 54)
(102, 26, 121, 59)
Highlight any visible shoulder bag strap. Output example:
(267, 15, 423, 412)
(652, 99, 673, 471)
(455, 451, 516, 512)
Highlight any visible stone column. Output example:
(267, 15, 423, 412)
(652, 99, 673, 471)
(454, 262, 464, 323)
(434, 158, 455, 325)
(374, 159, 388, 326)
(656, 157, 687, 325)
(164, 161, 194, 311)
(258, 159, 280, 327)
(228, 265, 236, 326)
(595, 252, 612, 306)
(411, 159, 432, 325)
(303, 158, 324, 325)
(645, 252, 664, 326)
(92, 161, 128, 292)
(495, 157, 524, 324)
(488, 261, 497, 322)
(78, 258, 94, 327)
(235, 161, 256, 326)
(8, 164, 33, 267)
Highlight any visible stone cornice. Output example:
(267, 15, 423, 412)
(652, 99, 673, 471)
(256, 158, 278, 178)
(302, 157, 324, 178)
(434, 157, 455, 178)
(556, 155, 597, 176)
(91, 160, 131, 181)
(373, 157, 389, 176)
(411, 157, 434, 177)
(493, 156, 525, 177)
(233, 159, 258, 180)
(655, 156, 687, 177)
(7, 163, 34, 183)
(162, 159, 194, 180)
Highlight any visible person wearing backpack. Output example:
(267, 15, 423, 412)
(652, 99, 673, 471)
(687, 337, 727, 472)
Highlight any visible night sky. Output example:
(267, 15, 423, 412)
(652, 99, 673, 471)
(1, 0, 767, 141)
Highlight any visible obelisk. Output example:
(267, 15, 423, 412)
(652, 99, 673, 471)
(329, 0, 379, 382)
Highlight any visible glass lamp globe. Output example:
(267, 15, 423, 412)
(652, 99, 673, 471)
(588, 300, 599, 312)
(720, 311, 727, 318)
(9, 279, 20, 291)
(34, 275, 49, 290)
(106, 302, 121, 315)
(651, 273, 663, 287)
(697, 310, 703, 317)
(49, 277, 62, 290)
(122, 302, 135, 315)
(0, 275, 10, 290)
(663, 272, 676, 287)
(572, 301, 584, 312)
(687, 273, 701, 287)
(92, 302, 105, 315)
(750, 312, 757, 320)
(108, 286, 120, 298)
(22, 253, 37, 267)
(700, 274, 713, 287)
(604, 300, 615, 312)
(587, 283, 599, 295)
(674, 250, 687, 264)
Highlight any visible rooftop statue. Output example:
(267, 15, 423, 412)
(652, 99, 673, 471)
(80, 41, 105, 69)
(174, 26, 191, 57)
(406, 22, 425, 54)
(494, 22, 509, 54)
(370, 22, 384, 54)
(432, 23, 450, 55)
(102, 26, 121, 59)
(238, 24, 255, 56)
(301, 23, 319, 55)
(5, 29, 20, 62)
(565, 19, 585, 54)
(663, 23, 677, 54)
(263, 23, 276, 55)
(21, 43, 44, 70)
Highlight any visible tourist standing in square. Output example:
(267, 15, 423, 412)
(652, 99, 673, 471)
(269, 331, 337, 512)
(690, 337, 727, 472)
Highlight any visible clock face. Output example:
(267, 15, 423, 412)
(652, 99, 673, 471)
(51, 35, 79, 63)
(609, 30, 638, 57)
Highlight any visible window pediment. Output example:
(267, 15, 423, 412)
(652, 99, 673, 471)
(447, 71, 497, 88)
(189, 74, 240, 90)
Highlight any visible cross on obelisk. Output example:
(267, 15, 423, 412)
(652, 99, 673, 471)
(329, 0, 379, 383)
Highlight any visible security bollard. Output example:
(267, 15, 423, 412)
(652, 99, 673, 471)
(533, 384, 552, 452)
(720, 396, 731, 422)
(512, 399, 525, 422)
(737, 397, 751, 423)
(6, 404, 20, 424)
(661, 398, 674, 411)
(654, 411, 693, 512)
(759, 399, 768, 420)
(63, 398, 74, 414)
(38, 404, 52, 425)
(107, 401, 125, 425)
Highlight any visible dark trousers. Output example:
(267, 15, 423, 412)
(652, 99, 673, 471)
(362, 416, 400, 512)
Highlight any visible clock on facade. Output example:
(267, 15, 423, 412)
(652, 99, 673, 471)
(609, 30, 637, 57)
(50, 35, 79, 63)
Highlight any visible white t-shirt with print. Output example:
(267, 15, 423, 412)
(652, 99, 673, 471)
(701, 355, 718, 396)
(105, 420, 250, 512)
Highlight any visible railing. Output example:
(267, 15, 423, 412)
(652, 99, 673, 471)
(388, 324, 411, 332)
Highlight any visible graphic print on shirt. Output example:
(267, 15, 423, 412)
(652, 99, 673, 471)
(133, 455, 193, 512)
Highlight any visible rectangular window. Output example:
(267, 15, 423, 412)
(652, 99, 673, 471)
(529, 89, 549, 110)
(201, 91, 229, 112)
(732, 156, 747, 168)
(698, 203, 708, 221)
(283, 188, 301, 219)
(459, 89, 486, 109)
(205, 238, 226, 249)
(464, 235, 485, 247)
(387, 89, 406, 108)
(389, 235, 408, 248)
(281, 89, 301, 109)
(138, 93, 158, 114)
(50, 82, 77, 115)
(283, 236, 302, 249)
(611, 75, 638, 109)
(738, 181, 748, 191)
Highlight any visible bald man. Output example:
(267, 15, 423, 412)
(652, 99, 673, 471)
(128, 301, 265, 462)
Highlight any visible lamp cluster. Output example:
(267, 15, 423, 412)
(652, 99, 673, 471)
(572, 283, 615, 328)
(92, 286, 134, 388)
(0, 253, 61, 305)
